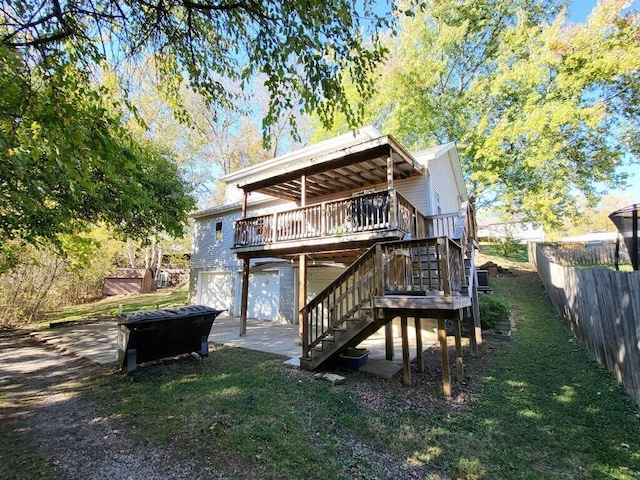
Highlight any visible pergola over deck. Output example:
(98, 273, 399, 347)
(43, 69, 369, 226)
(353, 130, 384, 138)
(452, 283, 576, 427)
(224, 131, 425, 204)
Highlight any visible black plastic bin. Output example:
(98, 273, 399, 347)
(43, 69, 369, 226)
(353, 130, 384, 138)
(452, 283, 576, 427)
(117, 305, 224, 372)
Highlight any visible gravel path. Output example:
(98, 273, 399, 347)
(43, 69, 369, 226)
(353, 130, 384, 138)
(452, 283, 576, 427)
(0, 331, 221, 480)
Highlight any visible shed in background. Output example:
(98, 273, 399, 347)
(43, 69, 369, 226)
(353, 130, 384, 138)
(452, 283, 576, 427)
(103, 268, 154, 296)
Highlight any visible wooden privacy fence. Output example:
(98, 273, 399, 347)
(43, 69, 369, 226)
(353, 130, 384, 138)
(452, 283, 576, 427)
(537, 241, 630, 267)
(530, 243, 640, 404)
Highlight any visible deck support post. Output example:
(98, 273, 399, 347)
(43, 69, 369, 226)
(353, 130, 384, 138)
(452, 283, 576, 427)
(454, 310, 464, 381)
(415, 317, 424, 373)
(240, 258, 250, 336)
(401, 316, 411, 386)
(298, 254, 307, 341)
(437, 316, 451, 398)
(385, 321, 394, 360)
(471, 271, 482, 348)
(466, 306, 478, 358)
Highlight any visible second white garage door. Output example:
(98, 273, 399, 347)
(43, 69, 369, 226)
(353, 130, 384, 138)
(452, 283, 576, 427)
(246, 271, 280, 321)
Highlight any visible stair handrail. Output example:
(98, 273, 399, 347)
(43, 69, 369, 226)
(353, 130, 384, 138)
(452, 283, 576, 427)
(301, 246, 381, 358)
(301, 236, 467, 358)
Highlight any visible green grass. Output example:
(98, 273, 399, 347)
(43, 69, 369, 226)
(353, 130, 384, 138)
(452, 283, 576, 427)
(12, 252, 640, 479)
(432, 270, 640, 479)
(79, 255, 640, 479)
(43, 285, 188, 327)
(479, 242, 529, 263)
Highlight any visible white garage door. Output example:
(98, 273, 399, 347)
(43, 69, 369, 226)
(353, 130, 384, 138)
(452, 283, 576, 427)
(199, 272, 233, 316)
(247, 271, 280, 321)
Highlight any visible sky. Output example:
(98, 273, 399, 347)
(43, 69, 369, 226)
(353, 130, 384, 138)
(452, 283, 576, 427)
(569, 0, 640, 204)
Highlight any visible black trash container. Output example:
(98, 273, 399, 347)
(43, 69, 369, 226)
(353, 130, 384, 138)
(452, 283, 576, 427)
(117, 305, 224, 372)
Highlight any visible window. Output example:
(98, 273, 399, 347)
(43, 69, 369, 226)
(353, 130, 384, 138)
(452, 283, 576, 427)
(435, 192, 442, 215)
(215, 222, 223, 241)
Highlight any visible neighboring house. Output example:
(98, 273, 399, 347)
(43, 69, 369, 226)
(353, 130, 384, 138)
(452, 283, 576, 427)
(103, 268, 154, 296)
(477, 220, 545, 243)
(190, 126, 479, 392)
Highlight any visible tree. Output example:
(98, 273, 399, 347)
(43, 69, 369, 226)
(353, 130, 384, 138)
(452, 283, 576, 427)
(557, 193, 633, 238)
(0, 0, 393, 140)
(0, 45, 195, 262)
(126, 63, 309, 208)
(374, 0, 639, 228)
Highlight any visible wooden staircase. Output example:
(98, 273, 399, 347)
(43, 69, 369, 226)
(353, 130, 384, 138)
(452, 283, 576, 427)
(299, 237, 466, 370)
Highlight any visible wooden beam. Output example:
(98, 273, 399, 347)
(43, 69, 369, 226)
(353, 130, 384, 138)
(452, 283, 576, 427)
(415, 317, 424, 373)
(386, 155, 394, 190)
(240, 258, 250, 336)
(241, 191, 248, 217)
(401, 316, 411, 386)
(385, 321, 394, 360)
(454, 310, 464, 381)
(472, 271, 482, 347)
(437, 316, 451, 398)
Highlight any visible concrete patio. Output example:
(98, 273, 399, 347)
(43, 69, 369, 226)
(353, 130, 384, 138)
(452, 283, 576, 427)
(31, 315, 439, 379)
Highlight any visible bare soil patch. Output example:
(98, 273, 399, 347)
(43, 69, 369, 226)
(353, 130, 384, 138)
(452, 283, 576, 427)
(0, 330, 222, 480)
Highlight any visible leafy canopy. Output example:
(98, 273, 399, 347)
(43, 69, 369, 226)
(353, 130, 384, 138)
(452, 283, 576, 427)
(354, 0, 639, 227)
(0, 45, 195, 257)
(1, 0, 395, 140)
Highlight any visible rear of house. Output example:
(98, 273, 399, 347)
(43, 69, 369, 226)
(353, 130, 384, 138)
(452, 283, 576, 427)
(190, 127, 470, 323)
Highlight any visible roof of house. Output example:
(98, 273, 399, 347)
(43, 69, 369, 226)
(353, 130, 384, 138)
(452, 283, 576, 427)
(192, 128, 469, 218)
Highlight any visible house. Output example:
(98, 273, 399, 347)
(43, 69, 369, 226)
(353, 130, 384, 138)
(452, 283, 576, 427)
(190, 127, 480, 395)
(477, 219, 545, 243)
(103, 268, 154, 296)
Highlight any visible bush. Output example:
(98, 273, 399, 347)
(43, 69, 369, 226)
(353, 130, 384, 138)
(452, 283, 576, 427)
(478, 294, 510, 330)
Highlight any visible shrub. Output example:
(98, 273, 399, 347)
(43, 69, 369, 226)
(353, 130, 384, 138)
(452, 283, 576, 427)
(478, 294, 510, 330)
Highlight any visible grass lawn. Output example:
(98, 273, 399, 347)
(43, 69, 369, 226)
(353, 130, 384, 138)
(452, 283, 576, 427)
(81, 253, 639, 479)
(43, 285, 189, 327)
(10, 253, 640, 479)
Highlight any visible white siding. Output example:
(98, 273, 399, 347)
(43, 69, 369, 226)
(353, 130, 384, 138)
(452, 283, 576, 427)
(191, 211, 242, 270)
(395, 176, 428, 215)
(427, 152, 462, 215)
(306, 266, 345, 302)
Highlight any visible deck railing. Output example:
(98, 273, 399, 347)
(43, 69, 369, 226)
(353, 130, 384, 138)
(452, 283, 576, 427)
(234, 190, 420, 247)
(301, 236, 465, 357)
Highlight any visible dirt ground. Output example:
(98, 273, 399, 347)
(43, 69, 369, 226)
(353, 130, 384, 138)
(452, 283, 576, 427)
(0, 330, 228, 479)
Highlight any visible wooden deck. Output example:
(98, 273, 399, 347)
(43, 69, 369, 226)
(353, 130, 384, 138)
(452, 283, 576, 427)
(374, 293, 471, 311)
(232, 189, 460, 258)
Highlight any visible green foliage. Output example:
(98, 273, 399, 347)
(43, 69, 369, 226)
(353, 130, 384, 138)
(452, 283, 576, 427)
(0, 230, 124, 325)
(496, 236, 522, 259)
(478, 294, 510, 330)
(375, 0, 640, 228)
(0, 46, 194, 254)
(0, 0, 395, 142)
(480, 241, 530, 263)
